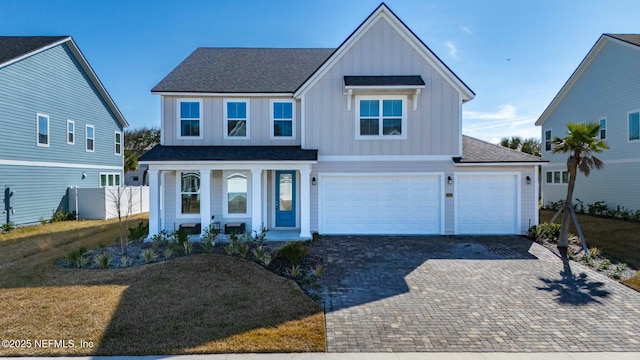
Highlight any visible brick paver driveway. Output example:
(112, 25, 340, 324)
(320, 236, 640, 352)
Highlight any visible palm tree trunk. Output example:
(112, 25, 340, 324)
(558, 156, 578, 253)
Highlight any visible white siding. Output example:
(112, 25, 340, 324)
(303, 17, 462, 156)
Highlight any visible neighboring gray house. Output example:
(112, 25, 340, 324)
(125, 164, 148, 186)
(537, 34, 640, 211)
(0, 36, 128, 226)
(141, 3, 543, 239)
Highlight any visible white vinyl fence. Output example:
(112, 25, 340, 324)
(69, 186, 149, 220)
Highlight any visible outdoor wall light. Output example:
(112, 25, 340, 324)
(447, 176, 452, 185)
(82, 171, 87, 179)
(312, 177, 317, 186)
(526, 176, 531, 185)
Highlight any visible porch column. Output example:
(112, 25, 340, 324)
(299, 168, 311, 239)
(146, 168, 160, 242)
(251, 168, 262, 233)
(199, 169, 211, 237)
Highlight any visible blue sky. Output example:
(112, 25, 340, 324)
(2, 0, 639, 143)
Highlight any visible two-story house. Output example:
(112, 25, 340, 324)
(141, 3, 543, 239)
(537, 34, 640, 211)
(0, 36, 128, 226)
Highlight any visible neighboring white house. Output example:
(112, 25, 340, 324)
(536, 34, 640, 211)
(140, 3, 544, 240)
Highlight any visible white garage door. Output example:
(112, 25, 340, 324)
(319, 174, 443, 234)
(455, 173, 519, 234)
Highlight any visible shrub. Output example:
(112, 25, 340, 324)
(598, 258, 611, 272)
(259, 252, 272, 267)
(285, 264, 303, 278)
(528, 222, 561, 241)
(310, 264, 324, 278)
(545, 200, 563, 211)
(200, 224, 219, 250)
(612, 263, 628, 280)
(120, 256, 131, 268)
(151, 230, 171, 247)
(50, 209, 76, 223)
(236, 242, 250, 258)
(65, 246, 89, 268)
(588, 201, 608, 216)
(251, 245, 268, 261)
(140, 248, 157, 264)
(200, 237, 215, 253)
(93, 252, 113, 269)
(162, 247, 174, 259)
(181, 241, 193, 255)
(252, 227, 268, 247)
(275, 241, 309, 266)
(128, 222, 149, 242)
(1, 221, 15, 233)
(224, 242, 236, 256)
(171, 228, 191, 254)
(573, 199, 586, 214)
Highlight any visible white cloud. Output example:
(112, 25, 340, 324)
(461, 26, 472, 34)
(445, 40, 457, 58)
(463, 104, 541, 143)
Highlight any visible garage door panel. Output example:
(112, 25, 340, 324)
(320, 175, 442, 235)
(456, 174, 519, 234)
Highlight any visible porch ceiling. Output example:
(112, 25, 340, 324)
(140, 145, 317, 162)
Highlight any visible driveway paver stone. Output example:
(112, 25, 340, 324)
(320, 236, 640, 352)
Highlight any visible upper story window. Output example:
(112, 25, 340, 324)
(544, 130, 552, 151)
(178, 99, 202, 139)
(67, 120, 75, 145)
(224, 99, 249, 139)
(599, 118, 606, 140)
(114, 131, 122, 155)
(355, 96, 407, 140)
(86, 124, 95, 152)
(271, 100, 295, 138)
(180, 171, 200, 215)
(629, 111, 640, 141)
(36, 113, 49, 147)
(224, 171, 249, 217)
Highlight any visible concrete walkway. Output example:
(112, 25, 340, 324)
(320, 236, 640, 353)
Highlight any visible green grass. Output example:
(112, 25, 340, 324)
(540, 209, 640, 291)
(0, 215, 325, 355)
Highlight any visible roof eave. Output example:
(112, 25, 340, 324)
(0, 36, 70, 69)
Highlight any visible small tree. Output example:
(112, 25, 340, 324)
(106, 186, 140, 255)
(552, 122, 608, 253)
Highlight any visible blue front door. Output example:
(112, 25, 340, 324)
(275, 170, 296, 227)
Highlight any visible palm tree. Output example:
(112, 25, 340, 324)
(552, 122, 608, 254)
(500, 136, 523, 150)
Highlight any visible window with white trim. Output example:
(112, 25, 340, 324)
(67, 120, 75, 145)
(224, 171, 249, 216)
(271, 100, 294, 138)
(355, 96, 407, 139)
(100, 173, 121, 187)
(180, 172, 200, 215)
(599, 118, 606, 140)
(629, 111, 640, 141)
(36, 113, 49, 147)
(114, 131, 122, 155)
(86, 124, 95, 152)
(178, 99, 202, 138)
(545, 171, 568, 184)
(224, 99, 249, 138)
(544, 130, 552, 151)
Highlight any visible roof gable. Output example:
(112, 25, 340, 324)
(536, 34, 640, 126)
(152, 48, 334, 93)
(0, 36, 128, 128)
(293, 3, 474, 101)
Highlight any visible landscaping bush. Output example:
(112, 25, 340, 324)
(1, 221, 15, 233)
(93, 252, 113, 269)
(588, 201, 608, 216)
(128, 221, 149, 242)
(50, 209, 76, 223)
(64, 246, 89, 268)
(528, 222, 561, 241)
(275, 241, 309, 266)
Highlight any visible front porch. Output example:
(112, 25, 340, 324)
(144, 159, 315, 241)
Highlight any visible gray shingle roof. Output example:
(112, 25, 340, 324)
(344, 75, 425, 86)
(152, 48, 335, 93)
(606, 34, 640, 47)
(139, 145, 317, 162)
(455, 136, 545, 163)
(0, 36, 69, 65)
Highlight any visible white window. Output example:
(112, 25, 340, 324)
(179, 171, 200, 215)
(86, 124, 95, 152)
(224, 99, 249, 139)
(271, 100, 295, 138)
(67, 120, 75, 145)
(599, 118, 606, 140)
(223, 171, 250, 217)
(629, 111, 640, 141)
(100, 173, 121, 187)
(36, 113, 49, 147)
(545, 171, 568, 184)
(177, 99, 203, 139)
(355, 95, 407, 139)
(114, 131, 122, 155)
(544, 130, 552, 151)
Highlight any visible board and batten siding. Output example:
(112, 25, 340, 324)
(161, 96, 301, 146)
(0, 43, 124, 166)
(310, 161, 536, 235)
(303, 17, 461, 156)
(541, 39, 640, 211)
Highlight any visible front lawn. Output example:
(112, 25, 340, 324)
(0, 215, 325, 355)
(540, 209, 640, 291)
